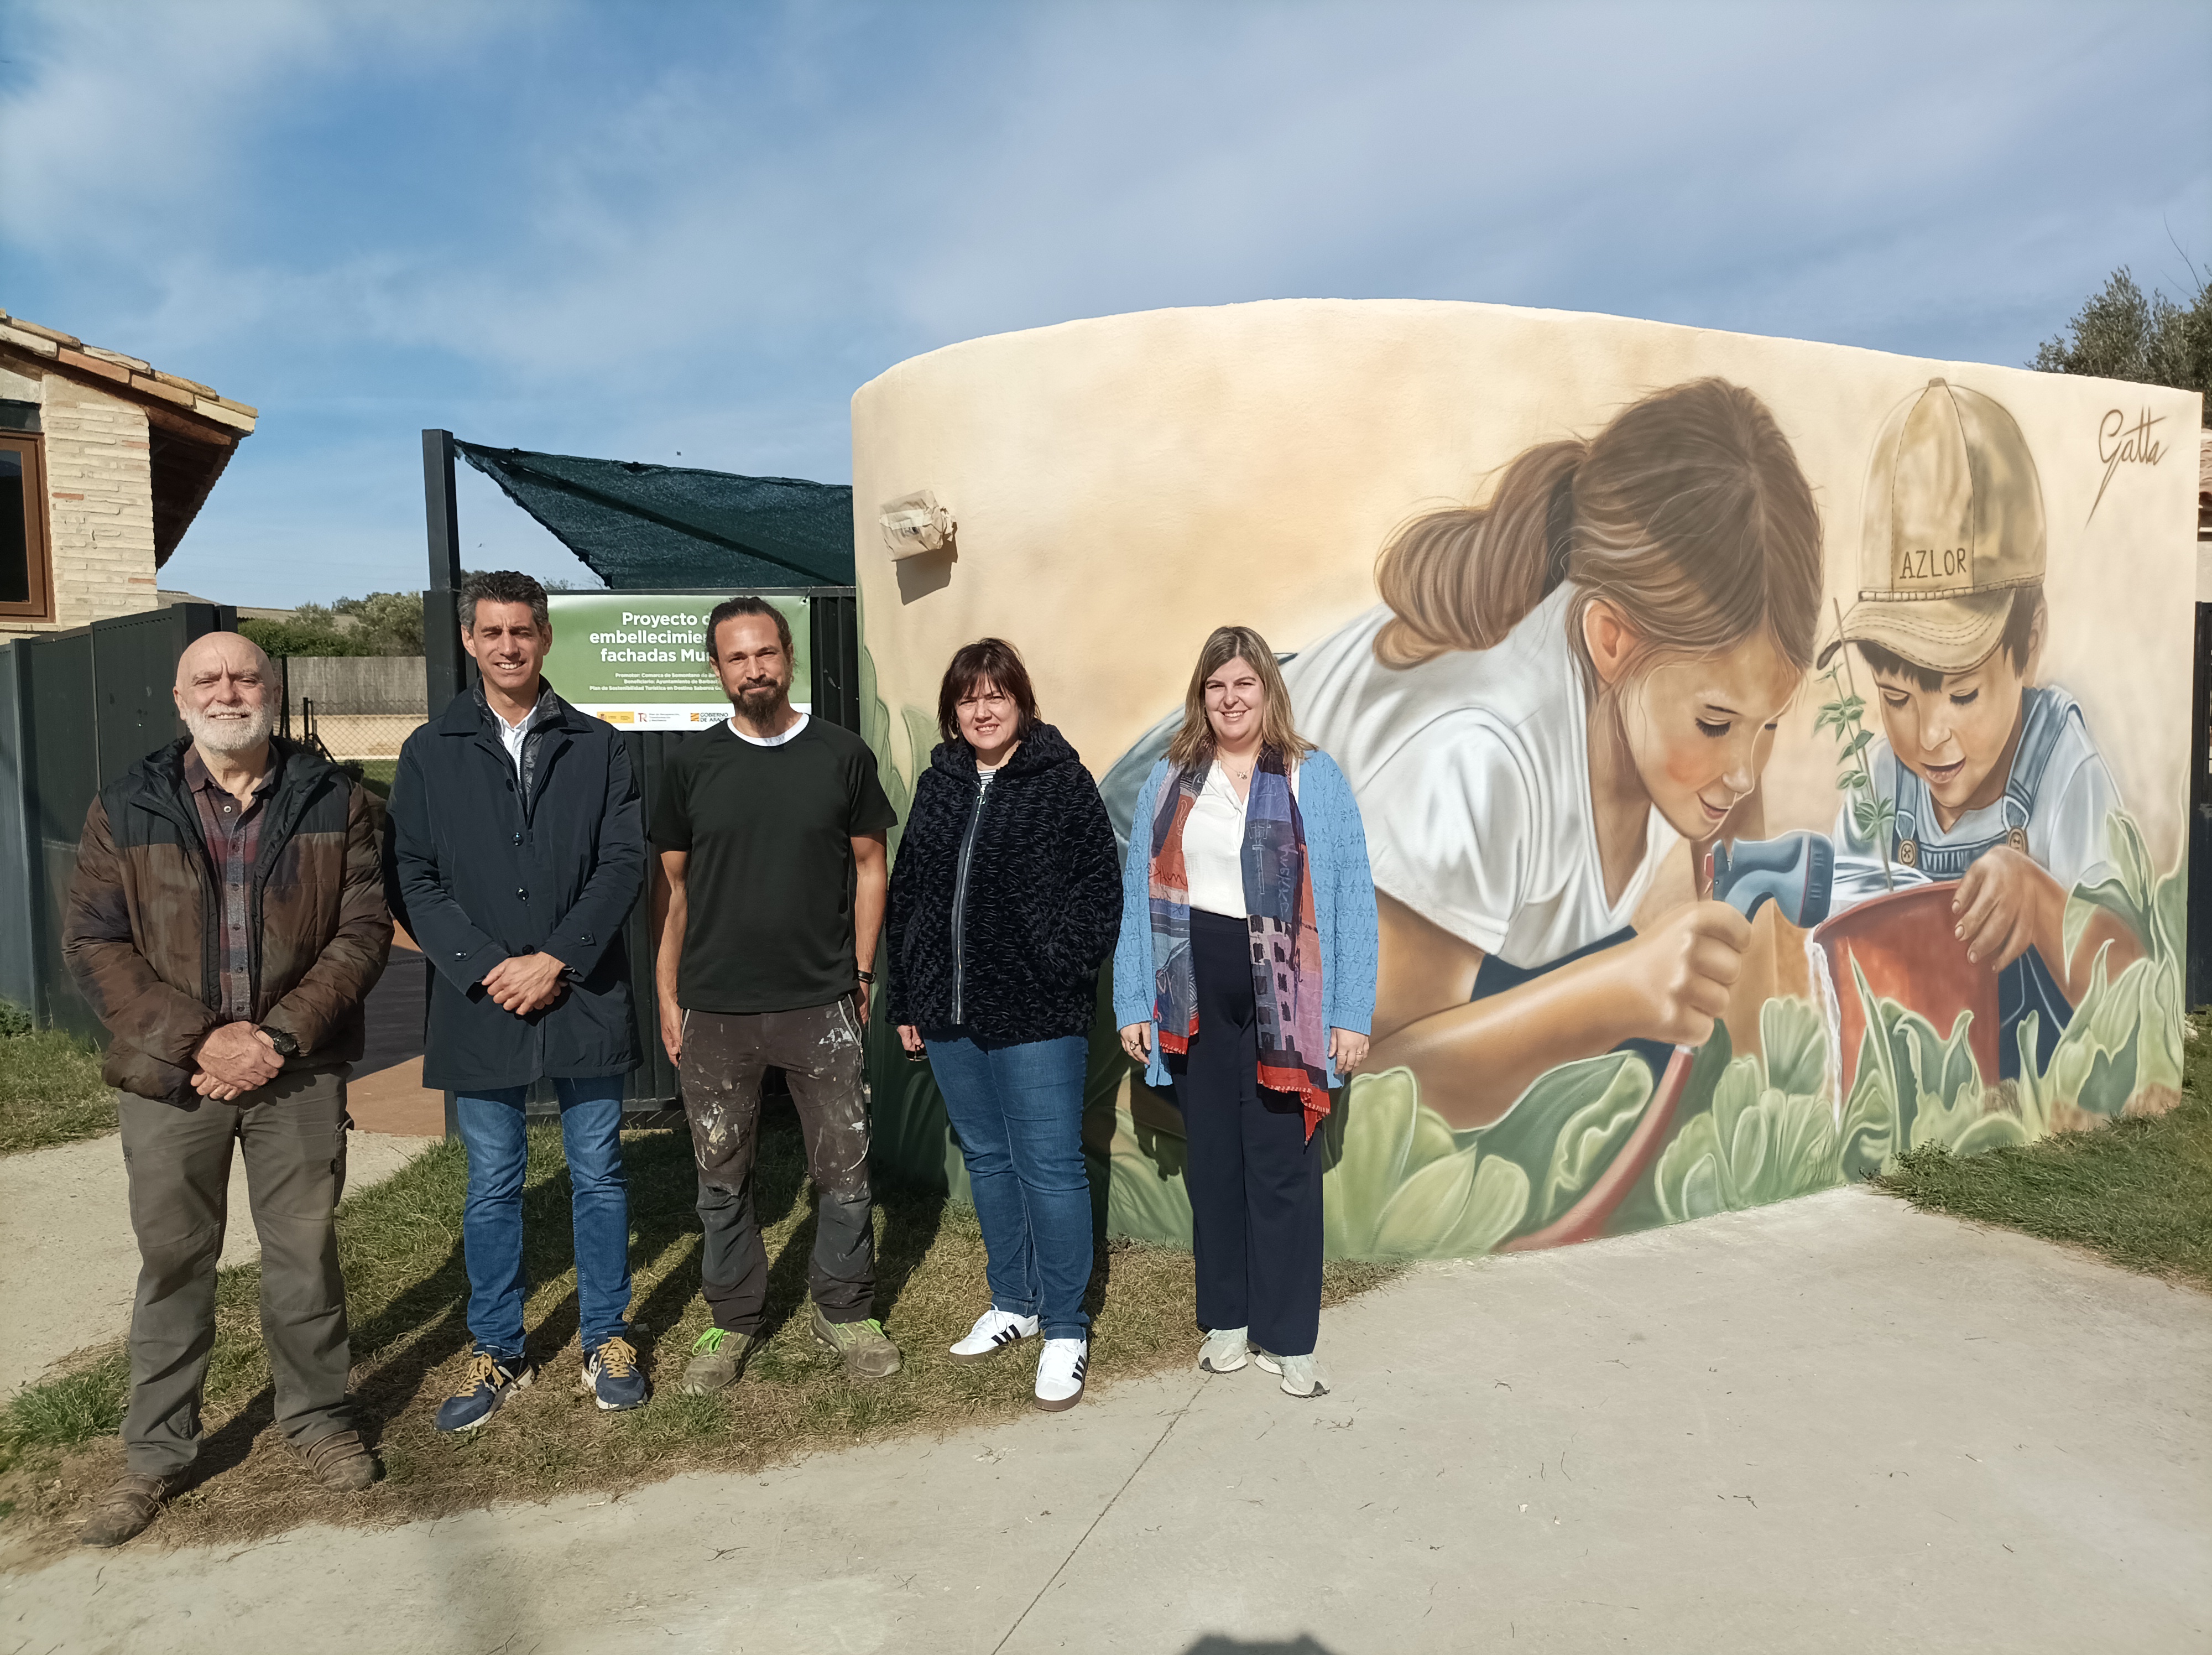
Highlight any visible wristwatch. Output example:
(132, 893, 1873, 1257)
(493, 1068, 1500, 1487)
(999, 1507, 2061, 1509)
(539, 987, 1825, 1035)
(855, 969, 876, 985)
(259, 1024, 301, 1058)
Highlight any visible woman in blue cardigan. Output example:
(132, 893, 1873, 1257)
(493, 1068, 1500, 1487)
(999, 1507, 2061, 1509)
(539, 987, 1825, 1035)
(1115, 625, 1379, 1398)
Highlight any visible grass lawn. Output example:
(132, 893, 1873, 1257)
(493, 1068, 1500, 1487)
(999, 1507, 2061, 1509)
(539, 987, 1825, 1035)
(1878, 1020, 2212, 1290)
(0, 1023, 115, 1156)
(0, 1111, 1395, 1554)
(352, 758, 397, 799)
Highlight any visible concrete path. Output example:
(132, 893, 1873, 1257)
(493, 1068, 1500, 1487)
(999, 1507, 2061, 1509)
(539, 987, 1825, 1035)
(4, 1185, 2207, 1655)
(0, 1130, 436, 1395)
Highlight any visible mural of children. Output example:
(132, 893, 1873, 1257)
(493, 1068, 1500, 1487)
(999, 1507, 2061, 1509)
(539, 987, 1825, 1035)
(1822, 378, 2140, 1078)
(1282, 378, 1824, 1129)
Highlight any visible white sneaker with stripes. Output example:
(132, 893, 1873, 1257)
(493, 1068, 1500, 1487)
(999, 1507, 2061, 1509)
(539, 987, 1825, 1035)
(950, 1307, 1038, 1363)
(1034, 1337, 1088, 1411)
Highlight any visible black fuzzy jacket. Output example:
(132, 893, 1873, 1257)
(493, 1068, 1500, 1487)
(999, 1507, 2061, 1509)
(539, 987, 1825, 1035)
(885, 722, 1123, 1043)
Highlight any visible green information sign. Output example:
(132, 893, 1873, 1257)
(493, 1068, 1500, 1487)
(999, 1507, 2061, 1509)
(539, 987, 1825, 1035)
(543, 593, 811, 730)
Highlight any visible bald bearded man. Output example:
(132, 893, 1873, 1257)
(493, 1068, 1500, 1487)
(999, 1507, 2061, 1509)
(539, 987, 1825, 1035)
(62, 630, 392, 1546)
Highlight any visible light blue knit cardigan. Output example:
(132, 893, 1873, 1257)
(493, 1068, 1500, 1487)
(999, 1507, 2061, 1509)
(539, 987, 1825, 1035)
(1112, 751, 1381, 1093)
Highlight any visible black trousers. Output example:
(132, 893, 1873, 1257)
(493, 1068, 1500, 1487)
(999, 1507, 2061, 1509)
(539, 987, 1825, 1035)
(1170, 908, 1324, 1357)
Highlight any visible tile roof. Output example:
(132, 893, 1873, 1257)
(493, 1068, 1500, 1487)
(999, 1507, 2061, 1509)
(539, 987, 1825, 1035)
(0, 309, 257, 435)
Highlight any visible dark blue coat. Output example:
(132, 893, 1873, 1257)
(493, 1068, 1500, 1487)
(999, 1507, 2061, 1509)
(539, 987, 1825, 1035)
(385, 686, 645, 1091)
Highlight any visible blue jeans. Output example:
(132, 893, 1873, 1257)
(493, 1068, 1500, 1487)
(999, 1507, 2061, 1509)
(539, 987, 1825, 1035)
(925, 1032, 1092, 1340)
(455, 1076, 632, 1360)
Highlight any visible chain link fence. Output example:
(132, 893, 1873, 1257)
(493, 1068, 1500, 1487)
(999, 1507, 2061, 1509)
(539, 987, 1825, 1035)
(274, 656, 426, 781)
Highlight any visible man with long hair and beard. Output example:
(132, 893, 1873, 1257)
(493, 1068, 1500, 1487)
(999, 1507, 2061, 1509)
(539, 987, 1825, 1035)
(651, 595, 904, 1393)
(63, 630, 391, 1545)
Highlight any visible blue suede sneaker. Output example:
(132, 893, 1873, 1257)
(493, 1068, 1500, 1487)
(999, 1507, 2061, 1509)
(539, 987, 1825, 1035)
(581, 1335, 649, 1412)
(435, 1349, 533, 1433)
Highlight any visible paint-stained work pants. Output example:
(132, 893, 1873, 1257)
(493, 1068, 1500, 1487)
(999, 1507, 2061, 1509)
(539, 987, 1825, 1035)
(679, 1002, 877, 1333)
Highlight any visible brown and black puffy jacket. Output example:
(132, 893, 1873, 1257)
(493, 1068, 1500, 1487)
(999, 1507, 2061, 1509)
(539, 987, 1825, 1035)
(62, 737, 392, 1105)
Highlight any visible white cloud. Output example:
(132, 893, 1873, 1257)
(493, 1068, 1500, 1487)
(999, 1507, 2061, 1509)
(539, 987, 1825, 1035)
(4, 0, 2205, 604)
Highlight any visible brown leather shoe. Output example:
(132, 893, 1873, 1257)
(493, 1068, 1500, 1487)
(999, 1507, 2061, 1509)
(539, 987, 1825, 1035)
(293, 1428, 378, 1492)
(79, 1473, 174, 1548)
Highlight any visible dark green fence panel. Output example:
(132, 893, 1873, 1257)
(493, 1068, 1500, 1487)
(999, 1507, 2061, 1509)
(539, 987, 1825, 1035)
(0, 647, 33, 1014)
(23, 628, 100, 1038)
(0, 603, 231, 1035)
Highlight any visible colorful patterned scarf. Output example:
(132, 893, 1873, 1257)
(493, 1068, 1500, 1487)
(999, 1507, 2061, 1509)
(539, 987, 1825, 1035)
(1147, 748, 1332, 1140)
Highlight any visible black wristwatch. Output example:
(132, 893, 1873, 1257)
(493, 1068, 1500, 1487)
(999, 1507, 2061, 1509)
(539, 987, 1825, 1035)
(855, 969, 876, 985)
(259, 1024, 301, 1058)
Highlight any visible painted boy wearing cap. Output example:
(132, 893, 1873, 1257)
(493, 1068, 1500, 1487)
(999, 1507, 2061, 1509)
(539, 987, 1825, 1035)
(1827, 379, 2141, 1078)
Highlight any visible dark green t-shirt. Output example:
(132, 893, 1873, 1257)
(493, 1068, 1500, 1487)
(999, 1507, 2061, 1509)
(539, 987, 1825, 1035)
(652, 716, 898, 1014)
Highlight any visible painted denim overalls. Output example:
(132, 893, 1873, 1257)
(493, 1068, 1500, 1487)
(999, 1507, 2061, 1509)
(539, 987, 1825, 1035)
(1890, 686, 2080, 1080)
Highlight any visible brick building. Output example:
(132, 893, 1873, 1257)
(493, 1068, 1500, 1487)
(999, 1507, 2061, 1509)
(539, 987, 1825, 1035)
(0, 311, 257, 640)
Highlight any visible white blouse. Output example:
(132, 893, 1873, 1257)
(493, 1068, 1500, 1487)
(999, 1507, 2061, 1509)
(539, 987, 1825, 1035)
(1183, 759, 1300, 919)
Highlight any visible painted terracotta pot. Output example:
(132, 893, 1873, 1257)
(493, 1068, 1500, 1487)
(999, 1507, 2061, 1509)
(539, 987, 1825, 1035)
(1812, 881, 2000, 1097)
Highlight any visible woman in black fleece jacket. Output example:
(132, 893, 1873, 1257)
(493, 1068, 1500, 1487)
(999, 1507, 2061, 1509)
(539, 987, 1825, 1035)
(885, 639, 1122, 1410)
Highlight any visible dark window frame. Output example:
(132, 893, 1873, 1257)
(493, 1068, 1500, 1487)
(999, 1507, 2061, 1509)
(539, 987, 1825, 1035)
(0, 430, 54, 621)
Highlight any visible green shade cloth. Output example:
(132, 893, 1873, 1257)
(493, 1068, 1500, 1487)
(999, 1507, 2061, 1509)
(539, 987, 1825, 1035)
(455, 441, 854, 589)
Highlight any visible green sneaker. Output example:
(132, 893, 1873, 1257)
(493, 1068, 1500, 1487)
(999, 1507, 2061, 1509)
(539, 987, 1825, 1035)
(810, 1305, 902, 1380)
(681, 1326, 760, 1394)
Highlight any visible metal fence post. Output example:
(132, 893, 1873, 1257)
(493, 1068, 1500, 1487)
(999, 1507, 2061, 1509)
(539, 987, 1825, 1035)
(422, 429, 468, 712)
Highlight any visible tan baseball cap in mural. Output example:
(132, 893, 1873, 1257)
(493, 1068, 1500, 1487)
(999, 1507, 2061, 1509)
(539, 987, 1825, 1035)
(1818, 378, 2046, 674)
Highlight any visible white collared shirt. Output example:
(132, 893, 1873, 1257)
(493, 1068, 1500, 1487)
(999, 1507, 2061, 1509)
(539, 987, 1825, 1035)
(492, 689, 553, 774)
(1183, 759, 1300, 919)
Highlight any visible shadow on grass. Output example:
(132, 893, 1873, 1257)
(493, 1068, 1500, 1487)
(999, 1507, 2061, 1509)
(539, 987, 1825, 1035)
(200, 1099, 855, 1475)
(2, 1091, 1397, 1557)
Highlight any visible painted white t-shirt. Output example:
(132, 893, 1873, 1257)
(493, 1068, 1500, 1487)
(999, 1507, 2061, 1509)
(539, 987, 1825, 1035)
(1182, 759, 1300, 919)
(1832, 689, 2120, 901)
(728, 712, 809, 747)
(1283, 585, 1676, 968)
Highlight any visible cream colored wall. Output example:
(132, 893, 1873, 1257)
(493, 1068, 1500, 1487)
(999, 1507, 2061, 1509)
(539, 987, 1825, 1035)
(853, 299, 2198, 873)
(0, 367, 159, 640)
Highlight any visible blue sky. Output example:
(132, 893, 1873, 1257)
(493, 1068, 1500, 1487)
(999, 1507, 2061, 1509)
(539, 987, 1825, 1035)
(3, 0, 2206, 606)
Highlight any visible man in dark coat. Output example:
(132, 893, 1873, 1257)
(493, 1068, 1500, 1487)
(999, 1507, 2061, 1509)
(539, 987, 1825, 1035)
(385, 570, 647, 1429)
(64, 630, 390, 1547)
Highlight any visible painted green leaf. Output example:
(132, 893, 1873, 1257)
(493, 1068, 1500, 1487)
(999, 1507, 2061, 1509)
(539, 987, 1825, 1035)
(1369, 1148, 1530, 1258)
(2061, 811, 2179, 994)
(1656, 1052, 1839, 1222)
(2151, 857, 2186, 973)
(1837, 1027, 1897, 1180)
(1533, 1059, 1652, 1227)
(1760, 996, 1828, 1100)
(901, 705, 940, 798)
(1656, 1112, 1731, 1224)
(1323, 1068, 1455, 1256)
(1469, 1051, 1652, 1230)
(2038, 944, 2171, 1117)
(1841, 953, 1987, 1163)
(1948, 1111, 2033, 1157)
(1760, 1086, 1844, 1200)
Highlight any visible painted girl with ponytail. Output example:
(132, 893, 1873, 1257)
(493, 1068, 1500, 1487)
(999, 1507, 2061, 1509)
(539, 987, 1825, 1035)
(1283, 378, 1824, 1130)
